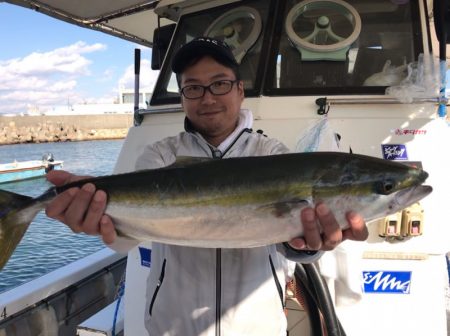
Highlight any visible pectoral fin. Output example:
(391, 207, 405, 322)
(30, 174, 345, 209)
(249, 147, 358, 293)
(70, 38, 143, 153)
(258, 198, 310, 218)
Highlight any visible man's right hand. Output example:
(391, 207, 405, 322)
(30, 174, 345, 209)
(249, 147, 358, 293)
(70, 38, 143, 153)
(45, 170, 117, 244)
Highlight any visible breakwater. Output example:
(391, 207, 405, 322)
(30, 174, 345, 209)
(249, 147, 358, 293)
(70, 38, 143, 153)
(0, 114, 133, 145)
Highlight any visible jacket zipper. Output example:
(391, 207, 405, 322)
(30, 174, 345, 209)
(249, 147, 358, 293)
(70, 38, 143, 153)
(215, 248, 222, 336)
(269, 255, 285, 310)
(209, 129, 253, 160)
(220, 128, 252, 157)
(213, 142, 222, 336)
(149, 259, 167, 316)
(207, 129, 251, 335)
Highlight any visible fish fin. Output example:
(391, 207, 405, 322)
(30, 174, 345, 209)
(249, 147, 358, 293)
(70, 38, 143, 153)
(168, 156, 213, 168)
(258, 198, 310, 218)
(0, 190, 40, 270)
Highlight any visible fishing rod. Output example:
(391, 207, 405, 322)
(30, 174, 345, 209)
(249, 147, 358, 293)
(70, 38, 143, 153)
(134, 48, 144, 125)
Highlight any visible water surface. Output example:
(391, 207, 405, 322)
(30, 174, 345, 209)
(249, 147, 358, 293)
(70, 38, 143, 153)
(0, 140, 124, 292)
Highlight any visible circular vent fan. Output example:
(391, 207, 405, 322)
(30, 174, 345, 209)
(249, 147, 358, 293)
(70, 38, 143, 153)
(205, 6, 262, 64)
(285, 0, 361, 61)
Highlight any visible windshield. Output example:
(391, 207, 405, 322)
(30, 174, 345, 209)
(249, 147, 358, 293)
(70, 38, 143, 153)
(150, 0, 423, 106)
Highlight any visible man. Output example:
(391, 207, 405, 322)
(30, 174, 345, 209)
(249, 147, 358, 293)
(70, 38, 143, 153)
(46, 37, 368, 335)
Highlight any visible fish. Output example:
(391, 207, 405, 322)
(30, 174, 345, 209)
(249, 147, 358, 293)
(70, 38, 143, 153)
(0, 152, 432, 270)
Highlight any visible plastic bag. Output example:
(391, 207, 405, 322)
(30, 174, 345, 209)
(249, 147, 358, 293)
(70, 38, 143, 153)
(363, 59, 408, 86)
(295, 117, 341, 152)
(385, 53, 440, 103)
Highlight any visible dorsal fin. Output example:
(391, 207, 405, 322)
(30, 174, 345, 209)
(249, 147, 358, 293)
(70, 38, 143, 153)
(168, 156, 213, 168)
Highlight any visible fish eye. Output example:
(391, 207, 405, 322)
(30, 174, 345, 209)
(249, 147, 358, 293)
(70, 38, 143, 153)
(376, 179, 395, 194)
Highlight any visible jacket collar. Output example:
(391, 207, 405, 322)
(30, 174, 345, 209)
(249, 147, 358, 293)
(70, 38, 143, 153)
(184, 109, 254, 153)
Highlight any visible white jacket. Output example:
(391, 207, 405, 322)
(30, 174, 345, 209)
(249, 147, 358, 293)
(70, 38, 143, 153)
(127, 110, 322, 336)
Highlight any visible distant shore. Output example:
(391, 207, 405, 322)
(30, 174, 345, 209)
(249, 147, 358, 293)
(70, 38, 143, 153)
(0, 114, 133, 145)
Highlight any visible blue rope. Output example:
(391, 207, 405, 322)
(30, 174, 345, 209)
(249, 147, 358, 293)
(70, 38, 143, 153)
(438, 60, 447, 118)
(446, 254, 450, 285)
(112, 279, 125, 336)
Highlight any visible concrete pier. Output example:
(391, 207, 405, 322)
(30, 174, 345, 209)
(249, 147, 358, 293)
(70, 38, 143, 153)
(0, 114, 133, 145)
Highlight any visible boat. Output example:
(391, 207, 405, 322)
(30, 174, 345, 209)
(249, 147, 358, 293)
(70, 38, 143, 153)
(0, 1, 449, 336)
(0, 154, 63, 184)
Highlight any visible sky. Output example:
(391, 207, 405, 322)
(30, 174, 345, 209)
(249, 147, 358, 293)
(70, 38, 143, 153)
(0, 3, 160, 115)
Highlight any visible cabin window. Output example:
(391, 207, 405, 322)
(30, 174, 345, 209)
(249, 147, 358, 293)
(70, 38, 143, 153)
(264, 0, 423, 96)
(150, 0, 424, 106)
(151, 0, 273, 105)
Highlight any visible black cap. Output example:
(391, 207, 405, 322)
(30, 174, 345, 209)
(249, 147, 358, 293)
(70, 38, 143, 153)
(171, 37, 238, 74)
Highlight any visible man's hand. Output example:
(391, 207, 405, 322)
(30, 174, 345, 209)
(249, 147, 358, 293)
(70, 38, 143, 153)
(288, 203, 368, 251)
(45, 170, 117, 244)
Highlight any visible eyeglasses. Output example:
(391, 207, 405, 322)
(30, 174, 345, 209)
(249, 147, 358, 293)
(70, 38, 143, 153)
(180, 79, 239, 99)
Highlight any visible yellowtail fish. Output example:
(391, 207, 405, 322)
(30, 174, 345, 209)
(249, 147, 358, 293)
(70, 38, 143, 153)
(0, 152, 432, 269)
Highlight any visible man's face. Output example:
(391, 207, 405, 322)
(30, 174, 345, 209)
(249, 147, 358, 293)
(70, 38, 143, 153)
(180, 56, 244, 146)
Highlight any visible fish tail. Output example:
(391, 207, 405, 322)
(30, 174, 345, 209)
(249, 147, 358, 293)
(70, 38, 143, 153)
(0, 189, 41, 270)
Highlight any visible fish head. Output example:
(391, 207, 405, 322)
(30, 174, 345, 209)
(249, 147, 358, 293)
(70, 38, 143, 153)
(313, 153, 432, 223)
(342, 183, 432, 226)
(384, 184, 432, 214)
(371, 163, 429, 197)
(317, 153, 430, 192)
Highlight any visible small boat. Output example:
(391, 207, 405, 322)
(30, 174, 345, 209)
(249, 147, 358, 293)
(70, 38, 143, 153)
(0, 153, 63, 184)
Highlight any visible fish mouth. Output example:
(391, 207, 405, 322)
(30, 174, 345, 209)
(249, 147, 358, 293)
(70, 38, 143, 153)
(394, 185, 432, 208)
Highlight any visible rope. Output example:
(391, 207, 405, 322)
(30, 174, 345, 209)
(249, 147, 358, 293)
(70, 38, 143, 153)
(112, 272, 126, 336)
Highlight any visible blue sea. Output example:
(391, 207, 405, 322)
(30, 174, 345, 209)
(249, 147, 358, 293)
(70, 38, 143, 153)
(0, 139, 124, 293)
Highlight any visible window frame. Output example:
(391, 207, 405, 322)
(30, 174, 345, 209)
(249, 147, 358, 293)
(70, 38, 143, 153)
(149, 0, 426, 106)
